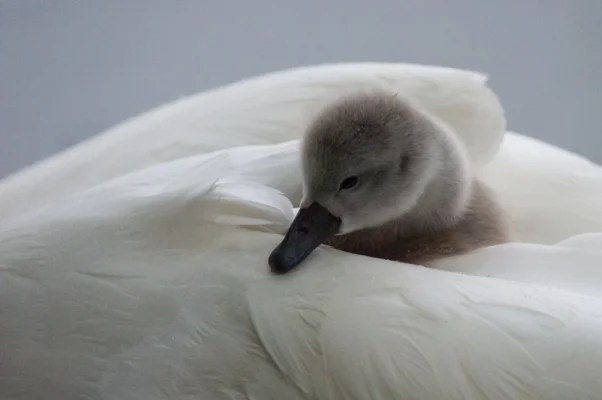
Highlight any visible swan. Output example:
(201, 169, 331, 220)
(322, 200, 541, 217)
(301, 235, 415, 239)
(1, 63, 602, 399)
(270, 90, 508, 273)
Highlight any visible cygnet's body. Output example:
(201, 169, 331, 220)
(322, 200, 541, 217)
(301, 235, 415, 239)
(269, 91, 508, 274)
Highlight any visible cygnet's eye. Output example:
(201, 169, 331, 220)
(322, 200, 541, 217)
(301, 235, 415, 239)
(400, 155, 411, 172)
(339, 176, 359, 190)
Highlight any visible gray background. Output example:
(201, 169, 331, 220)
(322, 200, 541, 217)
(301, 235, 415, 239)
(1, 0, 601, 178)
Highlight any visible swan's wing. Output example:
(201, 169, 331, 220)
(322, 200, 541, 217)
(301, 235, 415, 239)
(0, 155, 297, 400)
(0, 149, 295, 232)
(482, 132, 602, 244)
(432, 233, 602, 298)
(248, 257, 602, 400)
(0, 62, 504, 222)
(2, 159, 602, 400)
(211, 140, 303, 205)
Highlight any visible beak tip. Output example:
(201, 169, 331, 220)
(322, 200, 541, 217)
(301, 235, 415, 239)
(268, 245, 295, 275)
(267, 202, 342, 276)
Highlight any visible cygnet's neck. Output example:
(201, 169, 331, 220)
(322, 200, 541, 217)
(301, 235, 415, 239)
(393, 123, 473, 236)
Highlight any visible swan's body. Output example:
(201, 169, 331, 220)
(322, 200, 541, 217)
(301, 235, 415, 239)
(1, 63, 602, 400)
(270, 91, 507, 273)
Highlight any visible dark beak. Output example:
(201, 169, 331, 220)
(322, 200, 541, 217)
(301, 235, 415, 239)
(269, 202, 341, 275)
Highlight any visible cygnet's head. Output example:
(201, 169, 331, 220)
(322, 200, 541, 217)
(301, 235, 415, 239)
(269, 90, 471, 274)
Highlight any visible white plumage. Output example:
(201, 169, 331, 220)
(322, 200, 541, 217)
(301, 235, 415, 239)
(0, 63, 505, 223)
(1, 63, 601, 400)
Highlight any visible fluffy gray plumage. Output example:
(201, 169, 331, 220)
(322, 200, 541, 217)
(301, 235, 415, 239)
(300, 90, 508, 265)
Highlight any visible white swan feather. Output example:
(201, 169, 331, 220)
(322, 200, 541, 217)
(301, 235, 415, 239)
(1, 151, 602, 400)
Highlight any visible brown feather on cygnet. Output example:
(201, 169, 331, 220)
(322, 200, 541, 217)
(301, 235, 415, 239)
(268, 90, 508, 274)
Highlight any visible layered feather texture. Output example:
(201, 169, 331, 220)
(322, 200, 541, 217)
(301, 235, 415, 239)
(2, 150, 602, 400)
(2, 62, 602, 400)
(0, 62, 505, 222)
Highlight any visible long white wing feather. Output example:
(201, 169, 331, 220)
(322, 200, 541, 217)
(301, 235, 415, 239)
(483, 132, 602, 243)
(432, 233, 602, 298)
(0, 63, 504, 222)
